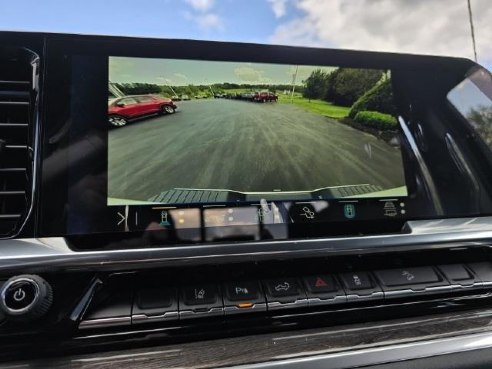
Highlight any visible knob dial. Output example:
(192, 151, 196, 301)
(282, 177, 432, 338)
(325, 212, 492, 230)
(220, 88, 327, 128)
(0, 275, 53, 319)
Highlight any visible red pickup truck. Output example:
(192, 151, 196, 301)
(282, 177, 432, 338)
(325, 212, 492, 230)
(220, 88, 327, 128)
(253, 91, 278, 103)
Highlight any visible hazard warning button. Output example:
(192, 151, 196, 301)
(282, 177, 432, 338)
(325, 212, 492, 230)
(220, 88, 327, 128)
(303, 275, 337, 293)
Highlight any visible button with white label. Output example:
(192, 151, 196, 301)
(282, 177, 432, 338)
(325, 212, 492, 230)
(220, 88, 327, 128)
(375, 267, 440, 287)
(0, 275, 53, 320)
(182, 285, 218, 305)
(179, 284, 223, 319)
(264, 278, 301, 298)
(223, 281, 266, 314)
(339, 272, 373, 290)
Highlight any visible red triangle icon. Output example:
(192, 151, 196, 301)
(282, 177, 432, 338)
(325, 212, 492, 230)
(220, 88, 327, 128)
(315, 277, 328, 288)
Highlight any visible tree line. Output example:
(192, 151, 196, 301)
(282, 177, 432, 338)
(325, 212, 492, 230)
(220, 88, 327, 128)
(112, 82, 305, 97)
(304, 68, 384, 106)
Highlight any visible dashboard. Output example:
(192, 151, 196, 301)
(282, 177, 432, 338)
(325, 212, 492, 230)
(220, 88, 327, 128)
(1, 31, 492, 368)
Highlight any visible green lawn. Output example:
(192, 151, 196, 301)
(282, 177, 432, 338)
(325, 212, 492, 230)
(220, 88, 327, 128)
(278, 93, 350, 119)
(217, 89, 350, 119)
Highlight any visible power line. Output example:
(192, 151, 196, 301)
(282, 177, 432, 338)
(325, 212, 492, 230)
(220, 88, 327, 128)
(467, 0, 478, 62)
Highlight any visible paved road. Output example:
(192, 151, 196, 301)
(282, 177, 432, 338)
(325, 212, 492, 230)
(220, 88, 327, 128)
(108, 99, 405, 202)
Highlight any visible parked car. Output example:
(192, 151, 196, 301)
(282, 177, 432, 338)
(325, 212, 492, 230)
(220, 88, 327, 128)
(241, 92, 255, 101)
(253, 91, 278, 102)
(181, 94, 191, 100)
(171, 95, 180, 101)
(108, 95, 177, 127)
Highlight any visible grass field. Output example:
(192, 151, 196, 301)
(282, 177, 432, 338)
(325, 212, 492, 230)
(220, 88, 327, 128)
(277, 93, 350, 119)
(211, 89, 351, 120)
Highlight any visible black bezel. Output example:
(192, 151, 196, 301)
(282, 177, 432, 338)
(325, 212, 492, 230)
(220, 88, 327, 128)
(37, 34, 481, 243)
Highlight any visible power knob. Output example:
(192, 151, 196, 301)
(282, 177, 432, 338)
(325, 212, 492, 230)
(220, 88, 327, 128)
(0, 275, 53, 319)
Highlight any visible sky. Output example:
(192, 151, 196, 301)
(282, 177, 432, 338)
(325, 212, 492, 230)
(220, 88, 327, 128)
(1, 0, 491, 70)
(109, 57, 335, 85)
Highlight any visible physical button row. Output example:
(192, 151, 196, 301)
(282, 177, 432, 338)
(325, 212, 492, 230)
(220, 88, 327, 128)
(79, 263, 491, 329)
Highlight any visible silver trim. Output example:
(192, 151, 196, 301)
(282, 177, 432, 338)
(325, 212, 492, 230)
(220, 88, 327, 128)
(224, 303, 267, 315)
(445, 133, 481, 211)
(399, 116, 444, 215)
(78, 316, 131, 329)
(0, 276, 40, 315)
(132, 311, 179, 324)
(2, 48, 41, 239)
(345, 291, 384, 302)
(222, 331, 492, 369)
(307, 295, 347, 306)
(267, 299, 308, 311)
(383, 285, 452, 299)
(179, 307, 224, 319)
(0, 217, 492, 272)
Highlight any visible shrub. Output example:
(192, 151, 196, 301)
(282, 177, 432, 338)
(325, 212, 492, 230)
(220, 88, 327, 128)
(324, 68, 383, 106)
(354, 110, 398, 131)
(349, 78, 397, 119)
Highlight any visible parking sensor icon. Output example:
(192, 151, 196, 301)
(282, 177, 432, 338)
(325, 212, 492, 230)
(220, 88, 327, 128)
(343, 204, 356, 219)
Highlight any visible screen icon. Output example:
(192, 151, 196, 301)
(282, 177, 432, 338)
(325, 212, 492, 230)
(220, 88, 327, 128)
(343, 204, 356, 219)
(300, 206, 315, 219)
(383, 201, 398, 217)
(160, 210, 171, 226)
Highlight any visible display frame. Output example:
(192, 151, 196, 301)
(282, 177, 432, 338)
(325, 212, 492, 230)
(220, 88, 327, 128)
(37, 33, 482, 243)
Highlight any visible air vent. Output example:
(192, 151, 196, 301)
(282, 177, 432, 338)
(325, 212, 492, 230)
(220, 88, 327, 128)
(0, 47, 38, 236)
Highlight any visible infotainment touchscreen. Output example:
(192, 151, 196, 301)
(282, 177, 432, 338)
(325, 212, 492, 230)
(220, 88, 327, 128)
(107, 57, 407, 207)
(37, 36, 492, 241)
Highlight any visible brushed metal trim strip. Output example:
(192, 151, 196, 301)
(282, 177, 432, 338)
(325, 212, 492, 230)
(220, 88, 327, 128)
(224, 331, 492, 369)
(78, 316, 131, 329)
(0, 217, 491, 272)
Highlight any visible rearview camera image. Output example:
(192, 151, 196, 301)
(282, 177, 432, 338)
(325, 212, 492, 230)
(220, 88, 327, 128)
(108, 57, 407, 205)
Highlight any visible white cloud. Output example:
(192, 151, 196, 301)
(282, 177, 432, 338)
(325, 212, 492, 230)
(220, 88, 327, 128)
(184, 11, 224, 31)
(267, 0, 289, 18)
(234, 66, 271, 83)
(185, 0, 215, 12)
(184, 0, 223, 31)
(269, 0, 492, 63)
(197, 13, 223, 31)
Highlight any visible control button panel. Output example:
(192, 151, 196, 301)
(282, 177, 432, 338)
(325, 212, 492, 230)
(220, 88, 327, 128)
(77, 261, 492, 330)
(223, 281, 266, 314)
(179, 284, 223, 319)
(263, 278, 308, 310)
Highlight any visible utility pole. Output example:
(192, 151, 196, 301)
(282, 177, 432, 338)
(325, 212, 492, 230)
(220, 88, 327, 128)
(160, 76, 178, 97)
(467, 0, 478, 62)
(290, 65, 299, 104)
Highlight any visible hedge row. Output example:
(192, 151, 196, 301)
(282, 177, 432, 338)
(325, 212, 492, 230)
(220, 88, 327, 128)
(353, 110, 398, 130)
(349, 78, 396, 119)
